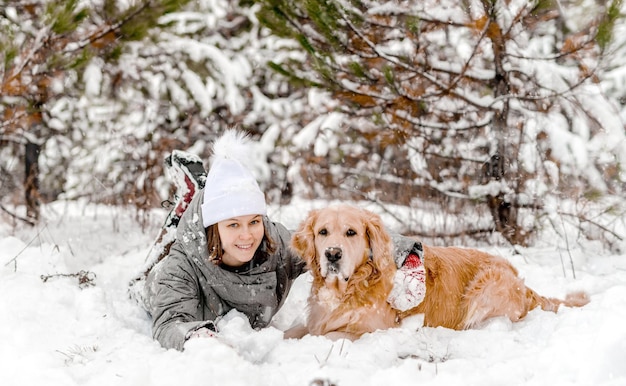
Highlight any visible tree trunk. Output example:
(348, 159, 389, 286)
(24, 141, 41, 222)
(486, 5, 523, 245)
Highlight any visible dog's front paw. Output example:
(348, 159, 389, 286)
(283, 324, 309, 339)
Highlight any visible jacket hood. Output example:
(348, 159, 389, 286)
(175, 191, 212, 266)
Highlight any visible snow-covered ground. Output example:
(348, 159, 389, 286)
(1, 200, 625, 386)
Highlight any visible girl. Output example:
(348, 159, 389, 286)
(146, 130, 305, 350)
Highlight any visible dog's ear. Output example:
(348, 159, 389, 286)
(364, 211, 393, 273)
(291, 209, 320, 268)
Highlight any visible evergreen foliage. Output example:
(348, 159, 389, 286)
(597, 0, 623, 50)
(0, 0, 624, 249)
(257, 0, 626, 245)
(0, 0, 191, 220)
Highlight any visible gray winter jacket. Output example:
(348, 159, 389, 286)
(146, 191, 423, 351)
(146, 192, 306, 350)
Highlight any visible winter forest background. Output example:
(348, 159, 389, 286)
(1, 0, 625, 250)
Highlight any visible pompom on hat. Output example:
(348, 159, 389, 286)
(201, 130, 267, 227)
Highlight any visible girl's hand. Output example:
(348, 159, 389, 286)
(187, 327, 217, 340)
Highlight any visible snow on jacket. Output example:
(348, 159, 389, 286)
(146, 192, 306, 350)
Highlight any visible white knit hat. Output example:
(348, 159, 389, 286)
(201, 130, 267, 227)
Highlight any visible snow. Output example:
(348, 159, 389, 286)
(1, 200, 625, 386)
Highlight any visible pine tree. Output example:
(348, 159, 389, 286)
(258, 0, 625, 245)
(0, 0, 190, 222)
(1, 0, 314, 216)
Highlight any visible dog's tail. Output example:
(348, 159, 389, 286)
(527, 289, 589, 312)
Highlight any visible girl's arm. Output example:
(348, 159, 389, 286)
(146, 243, 217, 350)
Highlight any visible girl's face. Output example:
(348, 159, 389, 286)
(217, 214, 264, 267)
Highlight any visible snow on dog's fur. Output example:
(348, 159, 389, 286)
(287, 205, 589, 340)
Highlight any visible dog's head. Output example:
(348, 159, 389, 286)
(292, 205, 395, 293)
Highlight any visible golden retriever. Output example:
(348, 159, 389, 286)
(288, 205, 589, 340)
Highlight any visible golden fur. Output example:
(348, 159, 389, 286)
(288, 205, 589, 340)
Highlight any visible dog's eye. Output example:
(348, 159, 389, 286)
(318, 228, 328, 236)
(346, 229, 357, 237)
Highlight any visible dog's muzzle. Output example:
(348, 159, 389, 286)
(325, 247, 342, 263)
(324, 247, 343, 276)
(322, 246, 351, 282)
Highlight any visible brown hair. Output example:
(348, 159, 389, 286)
(206, 217, 277, 265)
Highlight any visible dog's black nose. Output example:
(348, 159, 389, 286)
(325, 247, 342, 262)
